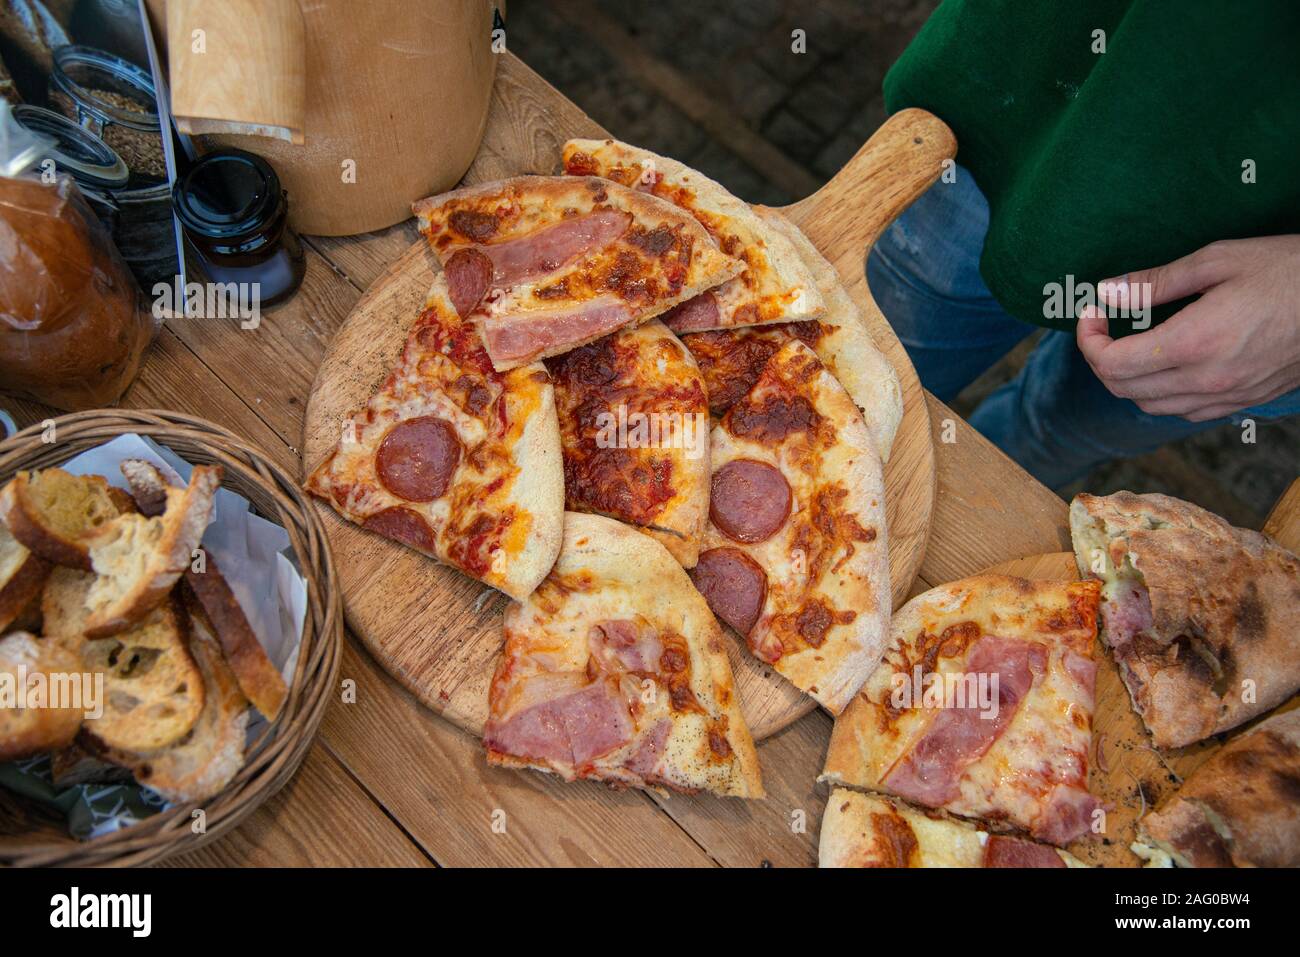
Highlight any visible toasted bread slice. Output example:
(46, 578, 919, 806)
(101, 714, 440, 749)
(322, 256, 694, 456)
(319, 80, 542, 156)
(41, 566, 95, 641)
(78, 593, 205, 752)
(0, 469, 128, 569)
(81, 465, 221, 638)
(123, 460, 288, 720)
(107, 607, 250, 803)
(0, 631, 84, 761)
(0, 521, 50, 632)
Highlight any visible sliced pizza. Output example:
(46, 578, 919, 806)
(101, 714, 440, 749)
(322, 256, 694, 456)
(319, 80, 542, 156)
(688, 338, 889, 714)
(562, 138, 825, 334)
(483, 511, 763, 798)
(820, 789, 1086, 868)
(821, 575, 1102, 846)
(305, 276, 564, 601)
(545, 319, 710, 567)
(411, 175, 743, 370)
(1070, 491, 1300, 748)
(680, 205, 903, 462)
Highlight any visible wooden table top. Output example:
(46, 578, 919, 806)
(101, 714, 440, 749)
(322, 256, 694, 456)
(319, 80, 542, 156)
(5, 54, 1072, 868)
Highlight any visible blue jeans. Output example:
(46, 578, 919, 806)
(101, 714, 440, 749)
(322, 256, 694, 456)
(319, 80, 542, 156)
(866, 167, 1300, 488)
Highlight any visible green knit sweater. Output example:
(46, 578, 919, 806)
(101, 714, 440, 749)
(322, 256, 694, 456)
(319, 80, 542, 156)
(884, 0, 1300, 333)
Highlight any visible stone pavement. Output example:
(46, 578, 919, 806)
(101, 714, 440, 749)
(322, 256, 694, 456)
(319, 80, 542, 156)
(506, 0, 1297, 526)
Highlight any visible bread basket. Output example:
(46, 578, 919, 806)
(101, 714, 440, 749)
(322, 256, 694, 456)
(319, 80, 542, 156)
(0, 409, 342, 867)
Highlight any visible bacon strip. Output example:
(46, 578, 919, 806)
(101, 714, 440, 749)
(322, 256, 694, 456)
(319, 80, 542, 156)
(882, 636, 1046, 806)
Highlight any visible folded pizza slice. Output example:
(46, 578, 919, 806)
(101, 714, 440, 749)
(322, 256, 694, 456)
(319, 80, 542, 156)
(821, 575, 1102, 846)
(484, 511, 763, 798)
(545, 319, 710, 567)
(1132, 708, 1300, 868)
(687, 338, 889, 714)
(562, 138, 825, 334)
(1070, 491, 1300, 748)
(820, 789, 1086, 868)
(412, 175, 743, 370)
(305, 276, 564, 601)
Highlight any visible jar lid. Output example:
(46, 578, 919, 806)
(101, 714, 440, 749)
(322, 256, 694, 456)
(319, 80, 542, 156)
(172, 149, 282, 239)
(11, 104, 130, 190)
(51, 45, 160, 133)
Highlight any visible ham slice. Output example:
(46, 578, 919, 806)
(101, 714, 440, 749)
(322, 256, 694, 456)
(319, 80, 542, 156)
(589, 619, 664, 674)
(882, 636, 1046, 806)
(483, 677, 633, 766)
(478, 210, 632, 289)
(982, 835, 1066, 868)
(480, 296, 634, 369)
(1100, 578, 1153, 650)
(1034, 783, 1100, 846)
(662, 290, 720, 333)
(623, 718, 671, 777)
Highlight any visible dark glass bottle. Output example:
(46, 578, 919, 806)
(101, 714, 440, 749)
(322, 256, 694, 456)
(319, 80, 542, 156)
(172, 149, 305, 307)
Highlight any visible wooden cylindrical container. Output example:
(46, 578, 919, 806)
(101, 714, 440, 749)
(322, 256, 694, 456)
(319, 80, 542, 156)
(150, 0, 498, 236)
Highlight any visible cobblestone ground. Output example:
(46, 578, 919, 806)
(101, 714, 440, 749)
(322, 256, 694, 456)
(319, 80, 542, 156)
(507, 0, 1297, 527)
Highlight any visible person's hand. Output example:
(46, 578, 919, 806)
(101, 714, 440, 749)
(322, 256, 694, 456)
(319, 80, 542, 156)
(1076, 235, 1300, 421)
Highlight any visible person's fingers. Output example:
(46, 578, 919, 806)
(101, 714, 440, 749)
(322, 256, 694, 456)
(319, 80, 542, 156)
(1075, 306, 1113, 375)
(1099, 242, 1235, 312)
(1079, 298, 1220, 381)
(1132, 393, 1216, 417)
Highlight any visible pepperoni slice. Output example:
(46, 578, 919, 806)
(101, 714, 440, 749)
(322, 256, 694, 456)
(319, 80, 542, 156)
(376, 417, 460, 502)
(709, 458, 790, 543)
(690, 547, 768, 637)
(362, 506, 437, 553)
(662, 290, 720, 333)
(445, 248, 493, 317)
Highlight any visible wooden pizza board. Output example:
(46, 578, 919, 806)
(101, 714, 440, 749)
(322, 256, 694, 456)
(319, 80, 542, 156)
(981, 478, 1300, 868)
(302, 109, 953, 739)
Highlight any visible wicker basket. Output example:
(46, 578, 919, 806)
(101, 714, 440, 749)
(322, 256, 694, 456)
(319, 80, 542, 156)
(0, 409, 342, 867)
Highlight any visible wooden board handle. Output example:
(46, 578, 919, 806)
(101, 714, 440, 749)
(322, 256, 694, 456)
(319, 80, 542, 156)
(1263, 477, 1300, 553)
(785, 108, 955, 264)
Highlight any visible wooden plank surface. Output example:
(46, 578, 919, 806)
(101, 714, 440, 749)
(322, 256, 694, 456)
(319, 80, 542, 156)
(2, 52, 1094, 868)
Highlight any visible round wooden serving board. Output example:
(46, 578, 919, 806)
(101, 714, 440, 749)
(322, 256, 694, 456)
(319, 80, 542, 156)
(303, 109, 953, 740)
(981, 479, 1300, 868)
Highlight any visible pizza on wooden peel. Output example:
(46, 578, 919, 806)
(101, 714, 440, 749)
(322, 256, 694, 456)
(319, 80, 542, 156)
(821, 575, 1102, 846)
(560, 138, 826, 334)
(545, 319, 711, 568)
(305, 275, 564, 601)
(688, 338, 890, 715)
(483, 511, 763, 798)
(412, 175, 744, 370)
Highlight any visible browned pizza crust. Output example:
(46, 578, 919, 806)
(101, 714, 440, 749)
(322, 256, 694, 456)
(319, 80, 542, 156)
(1138, 708, 1300, 867)
(1071, 491, 1300, 748)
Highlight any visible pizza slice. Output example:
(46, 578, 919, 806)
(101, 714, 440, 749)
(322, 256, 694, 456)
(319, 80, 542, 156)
(305, 276, 564, 601)
(545, 319, 710, 568)
(1070, 491, 1300, 748)
(562, 138, 825, 334)
(820, 575, 1102, 846)
(412, 175, 743, 370)
(680, 206, 902, 462)
(687, 338, 889, 714)
(1132, 708, 1300, 868)
(820, 789, 1086, 868)
(483, 511, 763, 798)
